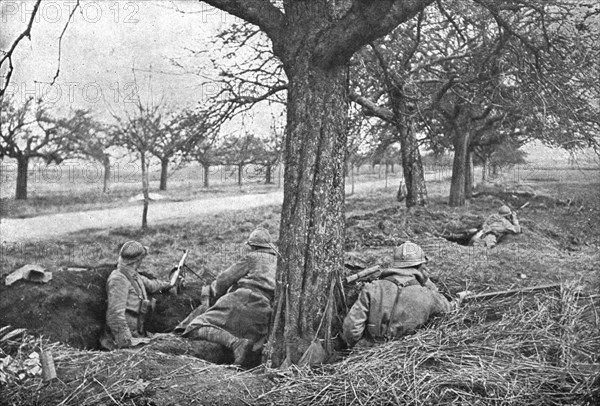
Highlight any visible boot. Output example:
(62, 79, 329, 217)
(191, 326, 253, 365)
(231, 337, 253, 366)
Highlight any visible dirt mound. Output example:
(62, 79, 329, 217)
(1, 332, 270, 406)
(0, 265, 205, 350)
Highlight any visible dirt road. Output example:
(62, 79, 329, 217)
(1, 179, 400, 243)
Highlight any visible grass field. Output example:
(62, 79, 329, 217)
(1, 153, 599, 405)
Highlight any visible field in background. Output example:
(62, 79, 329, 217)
(1, 144, 598, 219)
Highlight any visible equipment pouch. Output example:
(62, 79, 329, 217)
(139, 299, 151, 315)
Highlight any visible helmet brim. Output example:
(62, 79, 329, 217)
(248, 242, 280, 256)
(392, 257, 427, 268)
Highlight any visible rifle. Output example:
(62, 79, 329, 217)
(458, 283, 561, 303)
(345, 265, 381, 283)
(169, 250, 202, 295)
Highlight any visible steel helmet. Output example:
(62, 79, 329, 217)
(119, 240, 148, 264)
(392, 241, 428, 268)
(247, 227, 274, 249)
(498, 205, 512, 216)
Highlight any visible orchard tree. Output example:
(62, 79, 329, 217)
(420, 1, 600, 206)
(64, 110, 116, 193)
(193, 135, 221, 188)
(254, 127, 283, 185)
(148, 108, 211, 191)
(0, 97, 74, 200)
(112, 100, 162, 229)
(218, 133, 265, 186)
(350, 32, 430, 207)
(198, 0, 438, 366)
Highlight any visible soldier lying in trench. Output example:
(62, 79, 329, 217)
(469, 205, 521, 248)
(343, 242, 460, 348)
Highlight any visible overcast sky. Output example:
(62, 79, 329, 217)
(1, 0, 247, 121)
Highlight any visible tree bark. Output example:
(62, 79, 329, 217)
(102, 155, 111, 194)
(385, 162, 389, 190)
(141, 152, 149, 229)
(15, 156, 29, 200)
(237, 163, 243, 186)
(399, 125, 428, 207)
(449, 129, 470, 206)
(265, 164, 273, 184)
(159, 157, 169, 191)
(464, 149, 473, 199)
(481, 155, 488, 184)
(202, 163, 210, 188)
(350, 163, 355, 195)
(271, 47, 348, 367)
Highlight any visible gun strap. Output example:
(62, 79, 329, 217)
(380, 277, 420, 340)
(118, 269, 146, 300)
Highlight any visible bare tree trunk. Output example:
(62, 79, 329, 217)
(141, 152, 149, 230)
(385, 163, 389, 190)
(159, 157, 169, 191)
(202, 163, 210, 188)
(270, 51, 348, 367)
(15, 156, 29, 200)
(238, 163, 243, 186)
(464, 149, 473, 199)
(449, 130, 470, 207)
(265, 164, 273, 184)
(350, 163, 355, 195)
(277, 163, 281, 189)
(399, 125, 428, 207)
(102, 155, 111, 194)
(481, 155, 488, 184)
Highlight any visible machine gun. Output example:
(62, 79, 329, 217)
(169, 250, 202, 295)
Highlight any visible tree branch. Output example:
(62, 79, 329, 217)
(201, 0, 285, 46)
(0, 0, 42, 99)
(350, 92, 394, 122)
(49, 0, 81, 86)
(313, 0, 435, 68)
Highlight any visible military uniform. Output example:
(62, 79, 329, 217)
(342, 242, 454, 347)
(471, 206, 521, 248)
(179, 248, 276, 343)
(343, 269, 452, 346)
(101, 241, 171, 350)
(179, 227, 278, 365)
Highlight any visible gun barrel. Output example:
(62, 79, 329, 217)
(346, 265, 381, 284)
(178, 250, 189, 269)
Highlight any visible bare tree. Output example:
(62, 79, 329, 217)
(112, 100, 162, 229)
(147, 108, 211, 191)
(0, 97, 75, 199)
(199, 0, 438, 366)
(0, 0, 80, 98)
(63, 110, 116, 193)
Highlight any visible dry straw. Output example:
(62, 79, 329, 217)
(253, 284, 599, 405)
(1, 284, 598, 405)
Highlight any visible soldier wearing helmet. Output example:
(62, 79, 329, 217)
(470, 205, 521, 248)
(176, 227, 277, 366)
(342, 241, 456, 347)
(101, 241, 174, 350)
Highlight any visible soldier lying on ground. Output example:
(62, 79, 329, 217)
(470, 205, 521, 248)
(342, 241, 459, 348)
(174, 227, 277, 365)
(100, 241, 174, 350)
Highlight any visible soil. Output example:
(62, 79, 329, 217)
(1, 179, 598, 405)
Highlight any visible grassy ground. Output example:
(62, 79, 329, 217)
(1, 165, 598, 405)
